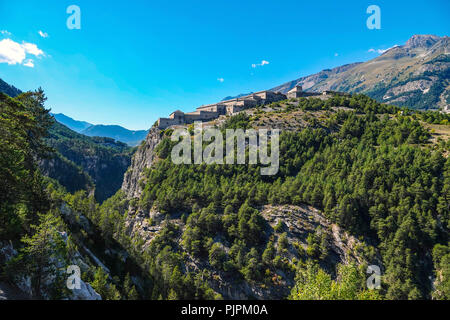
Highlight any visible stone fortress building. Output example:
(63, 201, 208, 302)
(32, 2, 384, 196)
(156, 86, 330, 129)
(287, 85, 304, 99)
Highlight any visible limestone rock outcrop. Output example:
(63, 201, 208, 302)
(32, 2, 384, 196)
(122, 127, 162, 199)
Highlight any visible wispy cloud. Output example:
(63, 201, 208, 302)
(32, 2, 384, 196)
(38, 30, 49, 38)
(23, 59, 35, 68)
(22, 42, 44, 56)
(0, 39, 44, 67)
(217, 78, 224, 83)
(334, 53, 339, 57)
(368, 48, 384, 54)
(252, 60, 269, 68)
(0, 30, 11, 36)
(368, 45, 399, 55)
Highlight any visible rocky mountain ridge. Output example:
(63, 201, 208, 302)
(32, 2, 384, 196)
(271, 34, 449, 112)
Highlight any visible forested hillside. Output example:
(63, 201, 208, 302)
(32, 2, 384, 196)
(42, 119, 134, 202)
(73, 94, 450, 300)
(0, 88, 449, 300)
(0, 91, 92, 299)
(0, 90, 139, 299)
(0, 80, 135, 203)
(0, 78, 21, 98)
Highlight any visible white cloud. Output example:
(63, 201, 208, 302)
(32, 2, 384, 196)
(368, 48, 385, 54)
(217, 78, 224, 83)
(334, 53, 339, 57)
(38, 30, 49, 38)
(1, 30, 12, 36)
(21, 42, 44, 56)
(0, 39, 44, 67)
(0, 39, 26, 65)
(23, 59, 35, 68)
(368, 45, 399, 55)
(252, 60, 270, 68)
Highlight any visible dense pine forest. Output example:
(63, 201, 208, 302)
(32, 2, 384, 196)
(0, 89, 449, 300)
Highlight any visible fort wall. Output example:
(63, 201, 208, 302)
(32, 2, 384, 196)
(156, 89, 290, 129)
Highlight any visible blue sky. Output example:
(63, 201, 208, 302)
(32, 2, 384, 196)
(0, 0, 449, 130)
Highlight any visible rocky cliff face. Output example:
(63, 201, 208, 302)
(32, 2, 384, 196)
(404, 34, 441, 49)
(120, 202, 379, 299)
(121, 127, 162, 199)
(0, 237, 102, 300)
(207, 204, 380, 299)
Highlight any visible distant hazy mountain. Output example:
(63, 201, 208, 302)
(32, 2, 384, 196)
(52, 113, 148, 146)
(0, 78, 22, 97)
(81, 124, 148, 147)
(52, 113, 93, 133)
(0, 78, 149, 146)
(222, 92, 253, 101)
(272, 34, 449, 111)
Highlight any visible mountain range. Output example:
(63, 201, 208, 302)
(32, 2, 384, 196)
(271, 34, 449, 112)
(52, 113, 148, 146)
(0, 77, 149, 147)
(223, 35, 449, 112)
(51, 113, 92, 132)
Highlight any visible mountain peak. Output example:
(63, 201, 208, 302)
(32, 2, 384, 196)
(404, 34, 441, 49)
